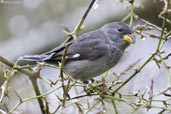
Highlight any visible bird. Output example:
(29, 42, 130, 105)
(19, 22, 135, 82)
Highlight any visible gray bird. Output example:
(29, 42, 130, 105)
(19, 22, 135, 82)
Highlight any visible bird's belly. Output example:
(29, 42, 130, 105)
(64, 55, 121, 81)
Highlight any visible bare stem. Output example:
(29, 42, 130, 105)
(63, 0, 97, 43)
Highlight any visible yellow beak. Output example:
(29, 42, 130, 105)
(123, 34, 135, 44)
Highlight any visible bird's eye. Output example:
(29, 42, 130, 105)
(118, 28, 123, 32)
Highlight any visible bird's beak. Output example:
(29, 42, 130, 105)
(123, 34, 135, 44)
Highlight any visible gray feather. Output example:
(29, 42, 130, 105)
(19, 53, 54, 61)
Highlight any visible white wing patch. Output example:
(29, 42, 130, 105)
(72, 53, 80, 58)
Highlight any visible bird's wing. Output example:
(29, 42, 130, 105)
(46, 30, 109, 61)
(44, 41, 73, 55)
(19, 30, 110, 62)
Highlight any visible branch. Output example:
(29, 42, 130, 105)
(0, 56, 35, 77)
(0, 56, 46, 113)
(63, 0, 97, 43)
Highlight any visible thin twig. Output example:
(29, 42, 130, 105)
(129, 0, 135, 26)
(0, 56, 46, 113)
(63, 0, 97, 44)
(60, 44, 69, 106)
(112, 53, 155, 94)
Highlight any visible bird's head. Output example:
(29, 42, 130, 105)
(102, 22, 135, 49)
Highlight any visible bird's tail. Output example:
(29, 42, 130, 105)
(19, 53, 54, 62)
